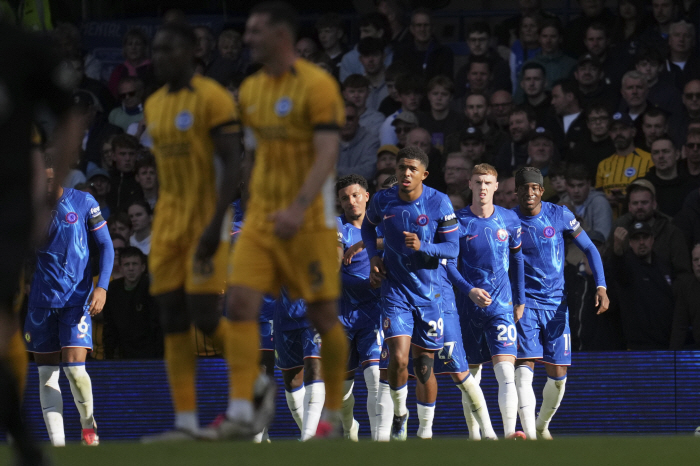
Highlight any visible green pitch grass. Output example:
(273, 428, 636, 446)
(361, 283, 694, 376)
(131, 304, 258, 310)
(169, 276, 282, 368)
(2, 436, 699, 466)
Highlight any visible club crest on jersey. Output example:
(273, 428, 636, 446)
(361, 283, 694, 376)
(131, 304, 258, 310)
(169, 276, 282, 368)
(543, 226, 556, 238)
(65, 212, 78, 224)
(383, 317, 391, 330)
(381, 349, 388, 360)
(175, 110, 194, 131)
(496, 229, 508, 241)
(274, 97, 293, 117)
(624, 167, 637, 177)
(416, 214, 429, 226)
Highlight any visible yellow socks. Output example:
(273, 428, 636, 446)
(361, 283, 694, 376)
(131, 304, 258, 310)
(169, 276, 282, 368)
(225, 321, 260, 401)
(319, 322, 348, 411)
(164, 331, 197, 413)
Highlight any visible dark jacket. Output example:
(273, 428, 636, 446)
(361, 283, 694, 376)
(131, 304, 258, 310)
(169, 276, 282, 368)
(567, 136, 616, 181)
(644, 167, 696, 217)
(455, 51, 512, 96)
(107, 170, 144, 214)
(82, 116, 123, 170)
(103, 275, 163, 359)
(493, 139, 528, 176)
(670, 273, 700, 350)
(393, 37, 454, 81)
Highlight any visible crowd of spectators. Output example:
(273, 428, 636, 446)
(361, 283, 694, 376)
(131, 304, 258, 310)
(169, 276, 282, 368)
(14, 0, 700, 358)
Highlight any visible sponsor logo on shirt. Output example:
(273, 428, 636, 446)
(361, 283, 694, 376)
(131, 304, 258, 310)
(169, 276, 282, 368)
(543, 226, 556, 238)
(569, 218, 580, 230)
(65, 212, 78, 224)
(89, 206, 101, 218)
(443, 213, 456, 221)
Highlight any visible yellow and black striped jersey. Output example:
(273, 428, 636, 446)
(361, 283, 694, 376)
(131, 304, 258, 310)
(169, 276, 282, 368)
(595, 148, 653, 194)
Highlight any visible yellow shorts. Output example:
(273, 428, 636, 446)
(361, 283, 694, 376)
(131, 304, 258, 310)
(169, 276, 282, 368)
(150, 235, 229, 296)
(228, 225, 340, 302)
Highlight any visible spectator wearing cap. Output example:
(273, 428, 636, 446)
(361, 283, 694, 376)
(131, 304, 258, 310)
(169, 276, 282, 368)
(406, 127, 446, 193)
(456, 127, 487, 166)
(638, 107, 669, 152)
(611, 220, 675, 350)
(574, 54, 619, 111)
(644, 135, 695, 216)
(634, 48, 684, 125)
(357, 37, 390, 111)
(378, 73, 423, 145)
(339, 12, 394, 82)
(595, 112, 653, 213)
(135, 154, 158, 211)
(86, 167, 112, 220)
(108, 76, 145, 132)
(524, 126, 558, 201)
(376, 144, 398, 173)
(454, 22, 512, 98)
(342, 74, 385, 140)
(446, 93, 507, 160)
(391, 112, 418, 149)
(316, 13, 346, 79)
(562, 0, 617, 59)
(393, 8, 454, 81)
(493, 105, 535, 175)
(662, 20, 700, 90)
(609, 179, 690, 277)
(526, 18, 576, 91)
(559, 163, 613, 240)
(74, 90, 123, 171)
(551, 79, 589, 155)
(568, 104, 616, 180)
(670, 243, 700, 349)
(418, 76, 466, 154)
(107, 134, 144, 214)
(338, 102, 380, 181)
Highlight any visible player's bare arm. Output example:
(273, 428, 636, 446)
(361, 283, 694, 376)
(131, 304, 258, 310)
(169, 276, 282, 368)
(513, 304, 524, 323)
(269, 130, 339, 239)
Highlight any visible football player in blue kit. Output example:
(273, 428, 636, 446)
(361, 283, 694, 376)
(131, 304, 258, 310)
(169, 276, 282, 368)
(361, 146, 459, 440)
(24, 156, 114, 446)
(336, 174, 385, 441)
(446, 163, 526, 439)
(513, 166, 609, 440)
(273, 290, 323, 441)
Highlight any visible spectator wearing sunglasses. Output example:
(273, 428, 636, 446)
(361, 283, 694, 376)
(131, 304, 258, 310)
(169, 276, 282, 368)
(680, 129, 700, 187)
(108, 77, 145, 132)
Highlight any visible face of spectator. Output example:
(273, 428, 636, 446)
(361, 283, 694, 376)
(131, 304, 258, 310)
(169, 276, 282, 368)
(629, 233, 654, 258)
(652, 0, 675, 26)
(128, 204, 152, 234)
(642, 114, 667, 144)
(136, 166, 157, 191)
(610, 123, 636, 151)
(343, 86, 369, 110)
(566, 178, 591, 204)
(359, 52, 384, 75)
(495, 176, 518, 209)
(110, 221, 131, 240)
(90, 175, 111, 197)
(338, 183, 369, 220)
(584, 27, 608, 57)
(669, 26, 692, 55)
(318, 27, 342, 51)
(692, 245, 700, 281)
(375, 173, 391, 190)
(621, 77, 648, 108)
(124, 35, 146, 63)
(340, 106, 359, 141)
(635, 59, 662, 84)
(45, 167, 56, 203)
(575, 63, 602, 87)
(587, 109, 610, 138)
(377, 152, 396, 171)
(398, 90, 421, 112)
(550, 175, 567, 194)
(444, 155, 472, 188)
(427, 85, 451, 113)
(521, 69, 545, 97)
(121, 254, 146, 285)
(114, 146, 137, 173)
(118, 81, 143, 109)
(683, 81, 700, 114)
(295, 38, 318, 59)
(460, 139, 485, 162)
(112, 237, 126, 270)
(550, 85, 572, 116)
(406, 128, 431, 153)
(386, 80, 398, 100)
(528, 137, 553, 167)
(467, 63, 490, 92)
(218, 36, 242, 60)
(394, 121, 416, 146)
(651, 139, 678, 171)
(359, 24, 382, 39)
(520, 16, 539, 44)
(628, 190, 656, 221)
(194, 28, 215, 60)
(619, 0, 637, 20)
(467, 32, 489, 56)
(509, 112, 534, 142)
(685, 133, 700, 163)
(580, 0, 604, 16)
(539, 26, 560, 54)
(449, 193, 467, 211)
(410, 13, 432, 44)
(490, 91, 513, 127)
(101, 142, 113, 168)
(465, 95, 487, 126)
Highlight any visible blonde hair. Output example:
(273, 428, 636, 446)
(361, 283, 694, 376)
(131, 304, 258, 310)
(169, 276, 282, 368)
(472, 163, 498, 178)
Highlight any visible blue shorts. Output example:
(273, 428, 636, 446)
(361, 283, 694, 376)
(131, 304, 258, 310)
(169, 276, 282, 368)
(460, 308, 517, 364)
(382, 295, 443, 350)
(275, 327, 321, 370)
(347, 323, 382, 370)
(260, 320, 274, 351)
(516, 302, 571, 365)
(434, 307, 469, 374)
(24, 305, 92, 353)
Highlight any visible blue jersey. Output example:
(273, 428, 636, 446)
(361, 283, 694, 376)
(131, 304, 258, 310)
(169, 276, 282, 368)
(364, 185, 458, 307)
(29, 189, 107, 308)
(455, 205, 522, 316)
(515, 202, 583, 310)
(273, 289, 309, 332)
(337, 215, 381, 329)
(440, 258, 458, 313)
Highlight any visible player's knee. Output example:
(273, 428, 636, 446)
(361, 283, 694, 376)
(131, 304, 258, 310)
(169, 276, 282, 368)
(413, 355, 434, 384)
